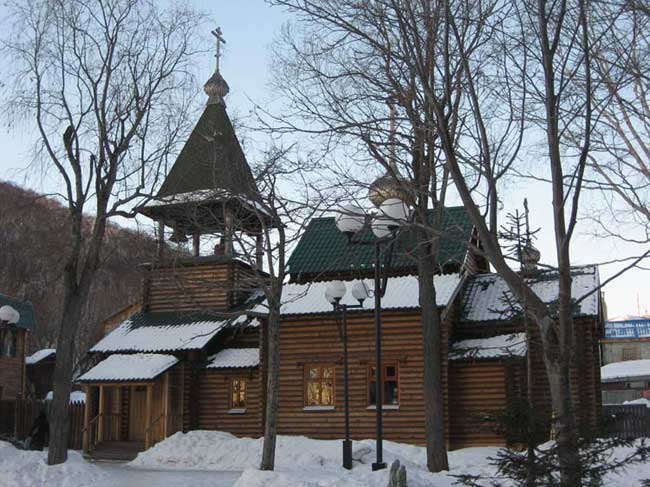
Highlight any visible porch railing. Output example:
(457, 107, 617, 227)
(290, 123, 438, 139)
(144, 412, 165, 449)
(82, 413, 121, 453)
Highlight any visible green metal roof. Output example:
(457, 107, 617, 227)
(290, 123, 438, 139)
(287, 206, 473, 281)
(0, 293, 37, 331)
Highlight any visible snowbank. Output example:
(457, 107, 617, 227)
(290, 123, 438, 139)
(132, 430, 650, 487)
(131, 430, 498, 487)
(0, 441, 106, 487)
(131, 431, 373, 471)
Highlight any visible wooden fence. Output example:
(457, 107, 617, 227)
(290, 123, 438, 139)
(602, 404, 650, 439)
(0, 399, 84, 450)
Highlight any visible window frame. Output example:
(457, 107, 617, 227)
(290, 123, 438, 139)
(229, 377, 248, 410)
(303, 364, 336, 408)
(367, 362, 400, 407)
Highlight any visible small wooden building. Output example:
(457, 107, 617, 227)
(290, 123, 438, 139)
(0, 294, 36, 401)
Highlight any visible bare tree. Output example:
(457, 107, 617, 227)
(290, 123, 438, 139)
(265, 0, 525, 472)
(246, 149, 319, 470)
(268, 0, 638, 484)
(587, 0, 650, 249)
(2, 0, 205, 464)
(421, 0, 619, 485)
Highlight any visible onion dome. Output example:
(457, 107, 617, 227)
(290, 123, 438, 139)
(521, 242, 541, 272)
(368, 171, 414, 208)
(204, 71, 230, 105)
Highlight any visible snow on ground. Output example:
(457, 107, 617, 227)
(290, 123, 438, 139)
(132, 430, 650, 487)
(132, 431, 502, 487)
(4, 433, 650, 487)
(0, 441, 107, 487)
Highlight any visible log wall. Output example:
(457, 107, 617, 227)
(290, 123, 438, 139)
(275, 311, 445, 446)
(146, 262, 233, 312)
(196, 367, 263, 437)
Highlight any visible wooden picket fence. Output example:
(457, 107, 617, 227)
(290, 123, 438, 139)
(602, 404, 650, 439)
(0, 398, 84, 449)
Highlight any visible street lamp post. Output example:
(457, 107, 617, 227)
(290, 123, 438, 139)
(324, 280, 369, 470)
(333, 198, 410, 472)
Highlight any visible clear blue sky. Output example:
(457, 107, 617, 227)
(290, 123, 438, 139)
(0, 0, 646, 317)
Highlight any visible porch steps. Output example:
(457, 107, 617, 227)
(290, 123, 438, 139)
(86, 441, 145, 462)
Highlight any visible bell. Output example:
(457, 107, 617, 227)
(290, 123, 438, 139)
(169, 227, 188, 243)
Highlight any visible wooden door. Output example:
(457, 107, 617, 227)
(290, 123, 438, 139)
(129, 386, 147, 441)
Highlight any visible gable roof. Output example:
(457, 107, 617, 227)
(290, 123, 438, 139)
(450, 333, 527, 361)
(90, 311, 256, 354)
(157, 103, 258, 199)
(77, 353, 179, 383)
(207, 348, 260, 369)
(26, 348, 56, 365)
(605, 319, 650, 340)
(460, 265, 600, 323)
(255, 273, 463, 316)
(286, 206, 474, 281)
(0, 293, 37, 331)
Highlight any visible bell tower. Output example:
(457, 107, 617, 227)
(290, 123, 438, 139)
(137, 28, 268, 314)
(139, 27, 267, 268)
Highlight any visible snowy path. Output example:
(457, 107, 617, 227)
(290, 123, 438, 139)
(94, 463, 241, 487)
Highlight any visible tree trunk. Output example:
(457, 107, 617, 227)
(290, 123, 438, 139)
(47, 285, 86, 464)
(417, 235, 449, 472)
(261, 306, 280, 470)
(540, 317, 581, 487)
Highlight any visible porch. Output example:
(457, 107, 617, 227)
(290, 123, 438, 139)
(78, 353, 181, 460)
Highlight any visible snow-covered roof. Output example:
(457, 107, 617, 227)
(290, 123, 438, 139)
(207, 348, 260, 369)
(255, 274, 463, 316)
(45, 390, 86, 403)
(601, 359, 650, 382)
(450, 333, 527, 361)
(144, 189, 272, 218)
(25, 348, 56, 365)
(77, 353, 178, 383)
(91, 312, 253, 353)
(605, 319, 650, 339)
(461, 266, 600, 322)
(0, 305, 20, 324)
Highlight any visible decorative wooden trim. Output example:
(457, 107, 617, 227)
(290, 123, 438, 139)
(366, 361, 400, 407)
(303, 363, 336, 408)
(229, 376, 248, 410)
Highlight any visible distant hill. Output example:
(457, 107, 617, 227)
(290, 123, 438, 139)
(0, 180, 160, 359)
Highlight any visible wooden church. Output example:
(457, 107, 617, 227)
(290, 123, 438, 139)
(78, 39, 604, 460)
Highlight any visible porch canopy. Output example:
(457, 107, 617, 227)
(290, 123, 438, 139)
(77, 353, 179, 383)
(77, 353, 180, 453)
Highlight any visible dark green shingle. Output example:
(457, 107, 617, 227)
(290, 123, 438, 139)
(157, 103, 259, 199)
(287, 206, 473, 280)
